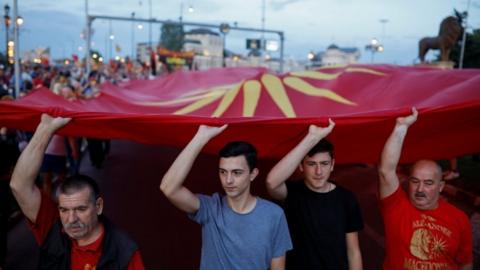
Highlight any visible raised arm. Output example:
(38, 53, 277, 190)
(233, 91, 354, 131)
(10, 114, 71, 223)
(160, 124, 227, 213)
(378, 108, 418, 199)
(266, 119, 335, 200)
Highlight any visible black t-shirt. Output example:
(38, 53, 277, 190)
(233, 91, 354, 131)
(284, 180, 364, 270)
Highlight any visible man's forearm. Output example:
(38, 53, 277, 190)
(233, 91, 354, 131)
(267, 132, 322, 188)
(11, 124, 55, 191)
(160, 132, 209, 196)
(10, 122, 58, 223)
(379, 124, 407, 175)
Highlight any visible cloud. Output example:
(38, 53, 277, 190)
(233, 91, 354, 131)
(270, 0, 303, 11)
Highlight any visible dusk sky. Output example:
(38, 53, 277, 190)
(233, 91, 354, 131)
(4, 0, 480, 65)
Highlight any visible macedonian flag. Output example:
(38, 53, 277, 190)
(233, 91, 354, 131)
(1, 64, 479, 163)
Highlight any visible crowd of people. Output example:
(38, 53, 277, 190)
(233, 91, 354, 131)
(0, 56, 168, 101)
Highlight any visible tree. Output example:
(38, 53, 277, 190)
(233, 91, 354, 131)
(450, 28, 480, 68)
(160, 22, 184, 52)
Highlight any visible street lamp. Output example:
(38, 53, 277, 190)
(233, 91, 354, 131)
(179, 2, 194, 22)
(15, 15, 23, 26)
(4, 4, 10, 64)
(108, 20, 114, 60)
(365, 38, 384, 63)
(148, 0, 152, 49)
(459, 0, 471, 69)
(220, 23, 230, 67)
(131, 12, 135, 59)
(9, 0, 22, 98)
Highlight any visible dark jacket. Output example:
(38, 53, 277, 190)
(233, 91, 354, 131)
(38, 216, 138, 270)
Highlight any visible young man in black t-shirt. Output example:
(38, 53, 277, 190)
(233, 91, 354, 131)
(266, 120, 364, 270)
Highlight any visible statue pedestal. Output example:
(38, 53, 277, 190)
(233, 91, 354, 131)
(416, 61, 455, 70)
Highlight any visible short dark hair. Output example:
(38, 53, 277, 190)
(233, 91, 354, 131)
(307, 139, 334, 160)
(56, 174, 100, 203)
(219, 141, 257, 172)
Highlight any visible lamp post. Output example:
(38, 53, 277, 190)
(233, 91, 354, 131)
(365, 38, 383, 63)
(379, 19, 388, 41)
(108, 20, 114, 60)
(459, 0, 471, 69)
(85, 0, 91, 77)
(261, 0, 265, 52)
(148, 0, 152, 48)
(13, 0, 21, 99)
(179, 2, 194, 23)
(4, 4, 10, 64)
(220, 23, 230, 67)
(131, 12, 135, 59)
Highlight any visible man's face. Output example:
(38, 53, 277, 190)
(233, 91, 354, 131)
(300, 152, 334, 192)
(58, 187, 103, 241)
(219, 156, 258, 199)
(408, 161, 444, 210)
(59, 75, 67, 83)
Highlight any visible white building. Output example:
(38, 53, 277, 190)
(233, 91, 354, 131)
(181, 28, 300, 73)
(318, 44, 361, 66)
(184, 28, 223, 57)
(183, 28, 224, 70)
(136, 42, 150, 63)
(22, 47, 50, 64)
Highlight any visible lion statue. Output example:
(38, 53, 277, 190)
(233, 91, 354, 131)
(418, 10, 465, 62)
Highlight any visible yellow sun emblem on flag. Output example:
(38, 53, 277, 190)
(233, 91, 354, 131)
(139, 67, 386, 118)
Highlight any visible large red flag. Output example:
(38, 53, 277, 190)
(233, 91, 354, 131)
(1, 65, 479, 163)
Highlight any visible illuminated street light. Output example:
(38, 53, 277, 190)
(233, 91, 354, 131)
(4, 4, 11, 62)
(15, 15, 23, 25)
(179, 2, 194, 22)
(109, 34, 115, 40)
(13, 0, 21, 98)
(365, 37, 384, 63)
(219, 23, 230, 34)
(137, 23, 143, 30)
(220, 23, 230, 67)
(307, 51, 315, 60)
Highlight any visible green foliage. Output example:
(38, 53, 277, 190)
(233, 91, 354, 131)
(450, 28, 480, 68)
(160, 22, 184, 52)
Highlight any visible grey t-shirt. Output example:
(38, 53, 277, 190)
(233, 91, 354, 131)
(189, 193, 292, 270)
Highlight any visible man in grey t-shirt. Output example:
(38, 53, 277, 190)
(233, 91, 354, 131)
(160, 124, 292, 270)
